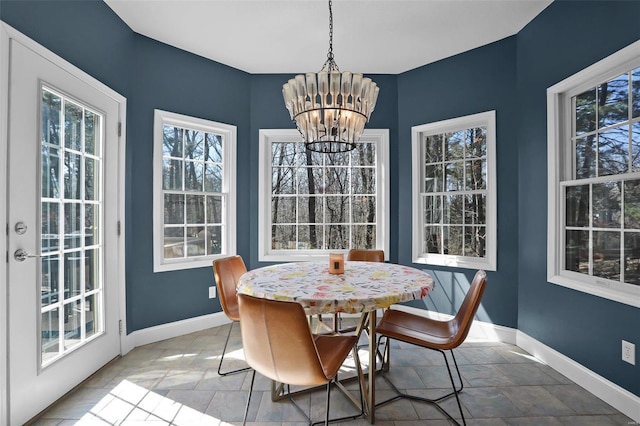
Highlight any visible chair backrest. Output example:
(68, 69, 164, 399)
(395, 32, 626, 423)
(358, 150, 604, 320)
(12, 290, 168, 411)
(212, 255, 247, 321)
(347, 249, 385, 262)
(237, 294, 330, 386)
(449, 270, 487, 348)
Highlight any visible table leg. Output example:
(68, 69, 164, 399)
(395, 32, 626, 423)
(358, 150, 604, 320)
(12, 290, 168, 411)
(367, 309, 376, 424)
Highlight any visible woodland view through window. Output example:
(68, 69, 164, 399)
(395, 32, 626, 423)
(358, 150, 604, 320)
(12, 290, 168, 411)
(412, 111, 496, 271)
(548, 41, 640, 306)
(563, 68, 640, 284)
(153, 110, 236, 272)
(258, 129, 388, 261)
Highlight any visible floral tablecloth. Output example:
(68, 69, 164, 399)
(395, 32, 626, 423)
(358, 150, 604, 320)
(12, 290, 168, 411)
(237, 261, 434, 315)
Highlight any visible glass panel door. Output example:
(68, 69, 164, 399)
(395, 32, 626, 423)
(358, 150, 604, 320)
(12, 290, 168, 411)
(40, 87, 105, 366)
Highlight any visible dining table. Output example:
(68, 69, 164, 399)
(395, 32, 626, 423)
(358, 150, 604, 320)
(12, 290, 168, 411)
(236, 260, 434, 423)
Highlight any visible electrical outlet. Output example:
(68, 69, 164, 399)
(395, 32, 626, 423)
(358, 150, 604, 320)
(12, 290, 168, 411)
(208, 286, 216, 299)
(622, 340, 635, 365)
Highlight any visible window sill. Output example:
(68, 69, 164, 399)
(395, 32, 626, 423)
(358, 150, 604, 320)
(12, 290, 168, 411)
(548, 272, 640, 308)
(412, 254, 496, 272)
(153, 254, 230, 273)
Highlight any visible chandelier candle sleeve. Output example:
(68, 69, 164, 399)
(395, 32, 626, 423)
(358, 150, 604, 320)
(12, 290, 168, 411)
(282, 72, 378, 153)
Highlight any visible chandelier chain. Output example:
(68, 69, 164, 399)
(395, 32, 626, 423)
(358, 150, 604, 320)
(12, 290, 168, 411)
(323, 0, 339, 72)
(282, 0, 379, 153)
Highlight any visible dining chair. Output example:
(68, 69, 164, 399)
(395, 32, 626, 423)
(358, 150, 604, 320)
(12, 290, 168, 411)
(375, 269, 487, 426)
(238, 293, 364, 426)
(346, 248, 385, 263)
(212, 255, 251, 376)
(336, 249, 385, 333)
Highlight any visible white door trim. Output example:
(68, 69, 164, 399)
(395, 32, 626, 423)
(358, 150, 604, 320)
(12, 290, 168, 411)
(0, 21, 128, 424)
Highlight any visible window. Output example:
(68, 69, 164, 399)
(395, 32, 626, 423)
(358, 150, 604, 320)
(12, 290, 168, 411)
(258, 129, 389, 262)
(412, 111, 497, 271)
(153, 110, 236, 272)
(548, 40, 640, 307)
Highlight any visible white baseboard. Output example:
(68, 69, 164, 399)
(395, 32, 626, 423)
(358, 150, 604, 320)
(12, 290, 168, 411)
(122, 312, 230, 354)
(517, 331, 640, 423)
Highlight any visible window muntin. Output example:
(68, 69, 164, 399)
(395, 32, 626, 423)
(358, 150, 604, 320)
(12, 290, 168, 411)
(562, 67, 640, 288)
(258, 129, 389, 262)
(153, 110, 236, 272)
(548, 40, 640, 307)
(412, 111, 497, 271)
(40, 86, 106, 365)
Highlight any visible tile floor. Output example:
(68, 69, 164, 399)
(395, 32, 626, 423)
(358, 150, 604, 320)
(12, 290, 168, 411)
(29, 318, 635, 426)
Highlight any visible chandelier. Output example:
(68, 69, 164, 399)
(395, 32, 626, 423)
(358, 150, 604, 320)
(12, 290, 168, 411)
(282, 0, 379, 153)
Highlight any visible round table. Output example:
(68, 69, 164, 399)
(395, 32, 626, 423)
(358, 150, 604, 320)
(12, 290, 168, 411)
(236, 261, 434, 315)
(237, 260, 434, 424)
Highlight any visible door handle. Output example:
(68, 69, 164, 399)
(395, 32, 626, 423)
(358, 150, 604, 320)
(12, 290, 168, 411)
(14, 249, 40, 262)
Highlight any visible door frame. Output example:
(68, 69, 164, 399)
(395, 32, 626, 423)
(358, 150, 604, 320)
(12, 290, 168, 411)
(0, 21, 128, 425)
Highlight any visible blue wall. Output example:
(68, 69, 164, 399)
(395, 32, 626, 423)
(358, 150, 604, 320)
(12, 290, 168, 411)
(397, 37, 520, 329)
(0, 0, 132, 96)
(124, 35, 251, 331)
(2, 0, 639, 397)
(517, 1, 640, 395)
(0, 0, 252, 332)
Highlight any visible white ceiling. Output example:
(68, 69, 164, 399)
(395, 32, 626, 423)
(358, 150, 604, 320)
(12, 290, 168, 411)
(104, 0, 552, 75)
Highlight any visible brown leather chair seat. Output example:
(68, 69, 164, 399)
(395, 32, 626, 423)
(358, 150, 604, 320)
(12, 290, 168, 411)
(375, 269, 487, 426)
(238, 294, 364, 425)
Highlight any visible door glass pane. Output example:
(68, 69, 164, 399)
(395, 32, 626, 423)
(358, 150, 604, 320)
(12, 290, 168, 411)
(64, 152, 81, 200)
(41, 308, 60, 364)
(42, 202, 59, 253)
(41, 255, 59, 307)
(64, 203, 81, 249)
(42, 146, 60, 198)
(63, 300, 82, 350)
(64, 252, 82, 298)
(85, 157, 98, 201)
(85, 249, 99, 292)
(40, 87, 104, 366)
(64, 101, 82, 151)
(85, 294, 99, 339)
(84, 110, 99, 155)
(85, 204, 99, 246)
(42, 90, 61, 146)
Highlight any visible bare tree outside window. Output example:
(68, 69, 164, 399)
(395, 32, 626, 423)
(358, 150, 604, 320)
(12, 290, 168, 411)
(412, 111, 496, 271)
(564, 66, 640, 286)
(270, 141, 377, 251)
(260, 129, 388, 260)
(154, 110, 236, 271)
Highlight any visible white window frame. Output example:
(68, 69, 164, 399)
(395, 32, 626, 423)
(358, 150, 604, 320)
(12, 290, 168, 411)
(547, 40, 640, 308)
(153, 109, 236, 272)
(258, 128, 390, 262)
(411, 111, 497, 271)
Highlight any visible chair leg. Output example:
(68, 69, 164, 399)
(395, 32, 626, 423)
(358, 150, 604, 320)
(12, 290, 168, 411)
(242, 369, 256, 426)
(325, 381, 331, 426)
(442, 350, 466, 425)
(218, 321, 250, 376)
(308, 346, 366, 426)
(377, 346, 466, 426)
(448, 349, 464, 394)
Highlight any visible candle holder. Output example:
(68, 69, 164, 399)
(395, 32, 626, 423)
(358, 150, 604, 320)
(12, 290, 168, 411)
(329, 253, 345, 274)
